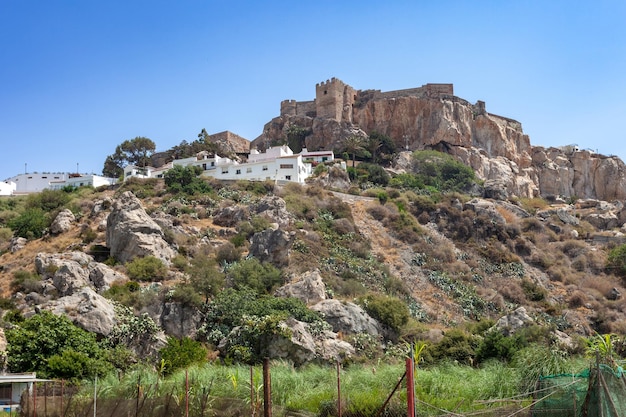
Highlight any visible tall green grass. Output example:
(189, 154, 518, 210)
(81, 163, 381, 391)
(78, 357, 586, 416)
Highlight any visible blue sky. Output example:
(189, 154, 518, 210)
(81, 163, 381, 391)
(1, 1, 625, 181)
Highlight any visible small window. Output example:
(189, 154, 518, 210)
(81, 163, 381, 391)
(28, 176, 33, 179)
(280, 164, 294, 169)
(42, 176, 47, 179)
(54, 176, 60, 179)
(246, 167, 252, 173)
(262, 165, 268, 171)
(286, 175, 292, 181)
(222, 168, 229, 174)
(324, 90, 327, 95)
(236, 169, 241, 175)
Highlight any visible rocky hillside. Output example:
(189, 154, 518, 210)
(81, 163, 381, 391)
(2, 162, 626, 367)
(257, 79, 626, 201)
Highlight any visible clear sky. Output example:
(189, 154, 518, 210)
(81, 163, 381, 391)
(2, 1, 625, 181)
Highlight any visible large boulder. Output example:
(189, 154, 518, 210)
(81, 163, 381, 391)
(49, 209, 76, 235)
(212, 205, 249, 227)
(312, 299, 382, 336)
(106, 191, 176, 264)
(249, 229, 295, 267)
(145, 301, 203, 340)
(218, 317, 354, 366)
(491, 307, 534, 336)
(35, 252, 123, 294)
(46, 287, 117, 336)
(275, 270, 327, 305)
(251, 196, 294, 227)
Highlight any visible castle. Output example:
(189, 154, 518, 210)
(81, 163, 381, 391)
(280, 77, 455, 123)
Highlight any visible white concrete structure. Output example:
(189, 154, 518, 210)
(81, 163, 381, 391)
(0, 181, 16, 196)
(123, 163, 172, 181)
(300, 148, 335, 165)
(123, 146, 333, 185)
(49, 174, 117, 190)
(4, 172, 117, 194)
(5, 172, 67, 194)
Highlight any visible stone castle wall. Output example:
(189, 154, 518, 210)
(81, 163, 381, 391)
(280, 79, 453, 122)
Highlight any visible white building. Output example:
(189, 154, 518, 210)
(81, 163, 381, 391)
(123, 145, 334, 185)
(4, 172, 117, 194)
(49, 174, 117, 190)
(123, 163, 173, 181)
(0, 181, 16, 196)
(5, 172, 67, 194)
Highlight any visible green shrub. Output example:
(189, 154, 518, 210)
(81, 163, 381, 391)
(360, 294, 409, 333)
(164, 165, 212, 195)
(189, 257, 225, 302)
(11, 270, 41, 292)
(125, 256, 168, 281)
(159, 337, 208, 374)
(6, 311, 111, 379)
(226, 258, 283, 294)
(607, 244, 626, 277)
(404, 150, 477, 192)
(521, 278, 547, 301)
(427, 328, 479, 365)
(26, 189, 71, 212)
(8, 208, 49, 239)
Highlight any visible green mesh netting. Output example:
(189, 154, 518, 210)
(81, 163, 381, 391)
(532, 370, 589, 417)
(532, 365, 626, 417)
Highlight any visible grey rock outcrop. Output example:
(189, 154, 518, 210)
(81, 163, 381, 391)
(312, 299, 382, 336)
(50, 209, 76, 235)
(35, 252, 123, 293)
(47, 287, 117, 336)
(251, 196, 294, 227)
(275, 270, 327, 305)
(9, 237, 27, 253)
(145, 301, 203, 340)
(492, 307, 534, 336)
(249, 229, 295, 267)
(218, 317, 354, 366)
(212, 205, 249, 227)
(106, 191, 176, 264)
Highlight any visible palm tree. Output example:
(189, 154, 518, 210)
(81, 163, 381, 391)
(342, 135, 367, 167)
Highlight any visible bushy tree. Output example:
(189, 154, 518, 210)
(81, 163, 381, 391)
(6, 311, 111, 379)
(226, 258, 283, 294)
(8, 207, 49, 239)
(360, 294, 409, 333)
(125, 256, 168, 281)
(607, 244, 626, 277)
(159, 337, 208, 374)
(102, 136, 156, 178)
(164, 165, 212, 195)
(189, 257, 225, 303)
(367, 131, 396, 164)
(410, 150, 477, 192)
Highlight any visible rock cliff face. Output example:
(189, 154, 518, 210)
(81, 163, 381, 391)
(256, 78, 626, 200)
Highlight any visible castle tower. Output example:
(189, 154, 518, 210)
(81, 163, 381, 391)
(315, 77, 356, 121)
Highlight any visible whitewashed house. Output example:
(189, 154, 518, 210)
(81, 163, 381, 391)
(5, 173, 67, 194)
(0, 181, 16, 196)
(123, 163, 173, 181)
(123, 146, 337, 184)
(49, 174, 117, 190)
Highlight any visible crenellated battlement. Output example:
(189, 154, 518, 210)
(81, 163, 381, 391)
(280, 79, 455, 122)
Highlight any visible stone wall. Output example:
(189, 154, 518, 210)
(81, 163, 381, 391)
(280, 100, 316, 117)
